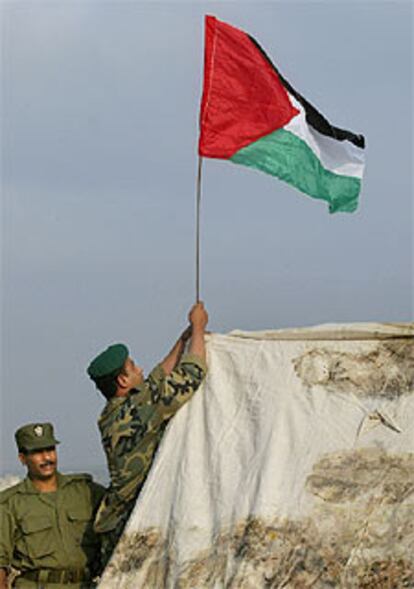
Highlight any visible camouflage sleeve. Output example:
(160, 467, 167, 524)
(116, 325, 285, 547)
(145, 353, 207, 429)
(0, 504, 14, 569)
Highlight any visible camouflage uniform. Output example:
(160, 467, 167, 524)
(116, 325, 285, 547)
(94, 353, 207, 566)
(0, 472, 105, 588)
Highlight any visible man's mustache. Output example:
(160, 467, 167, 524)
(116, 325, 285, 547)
(39, 461, 55, 467)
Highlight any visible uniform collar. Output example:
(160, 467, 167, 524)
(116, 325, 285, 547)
(19, 477, 39, 494)
(19, 471, 64, 494)
(99, 396, 125, 422)
(100, 385, 145, 416)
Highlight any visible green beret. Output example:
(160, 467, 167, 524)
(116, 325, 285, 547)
(15, 422, 60, 452)
(87, 343, 129, 381)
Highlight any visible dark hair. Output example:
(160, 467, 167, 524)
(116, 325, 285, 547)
(92, 365, 127, 400)
(19, 446, 55, 455)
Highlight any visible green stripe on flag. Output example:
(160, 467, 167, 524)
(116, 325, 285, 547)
(230, 129, 361, 213)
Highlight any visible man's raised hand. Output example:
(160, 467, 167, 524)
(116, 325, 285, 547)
(189, 302, 208, 330)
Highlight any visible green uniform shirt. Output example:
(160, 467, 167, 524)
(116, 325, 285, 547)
(94, 353, 207, 534)
(0, 473, 105, 576)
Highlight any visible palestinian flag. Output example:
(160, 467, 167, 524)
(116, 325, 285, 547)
(198, 16, 365, 213)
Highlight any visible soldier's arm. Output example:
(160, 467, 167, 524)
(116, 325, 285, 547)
(144, 303, 208, 426)
(113, 352, 206, 441)
(187, 303, 207, 363)
(0, 504, 15, 589)
(110, 303, 208, 438)
(160, 302, 207, 374)
(160, 326, 192, 375)
(145, 353, 207, 429)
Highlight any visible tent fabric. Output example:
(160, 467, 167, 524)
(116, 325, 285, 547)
(99, 323, 414, 588)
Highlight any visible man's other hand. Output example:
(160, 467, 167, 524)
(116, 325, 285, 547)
(0, 568, 8, 589)
(180, 325, 192, 343)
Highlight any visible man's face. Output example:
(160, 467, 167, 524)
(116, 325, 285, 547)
(19, 446, 58, 480)
(123, 357, 144, 390)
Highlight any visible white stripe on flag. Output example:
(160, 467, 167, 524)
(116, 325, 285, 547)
(285, 94, 365, 179)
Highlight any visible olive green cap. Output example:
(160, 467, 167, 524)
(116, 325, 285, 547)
(87, 343, 129, 381)
(15, 422, 60, 452)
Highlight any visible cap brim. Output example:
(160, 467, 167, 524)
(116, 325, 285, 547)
(22, 439, 60, 452)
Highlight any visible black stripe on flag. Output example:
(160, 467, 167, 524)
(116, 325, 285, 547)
(248, 35, 365, 150)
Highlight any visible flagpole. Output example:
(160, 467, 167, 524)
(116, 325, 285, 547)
(195, 155, 203, 303)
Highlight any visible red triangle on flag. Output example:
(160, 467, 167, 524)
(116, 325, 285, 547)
(199, 16, 299, 159)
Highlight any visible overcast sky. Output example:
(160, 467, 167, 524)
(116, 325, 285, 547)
(1, 0, 412, 477)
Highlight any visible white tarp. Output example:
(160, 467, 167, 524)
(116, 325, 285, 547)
(99, 323, 414, 588)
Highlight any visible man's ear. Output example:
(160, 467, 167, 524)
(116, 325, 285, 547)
(116, 373, 129, 389)
(18, 452, 27, 467)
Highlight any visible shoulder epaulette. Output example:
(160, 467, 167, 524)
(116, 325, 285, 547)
(64, 473, 93, 483)
(0, 480, 24, 504)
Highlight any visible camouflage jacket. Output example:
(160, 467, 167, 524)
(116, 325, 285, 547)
(94, 353, 207, 534)
(0, 473, 105, 575)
